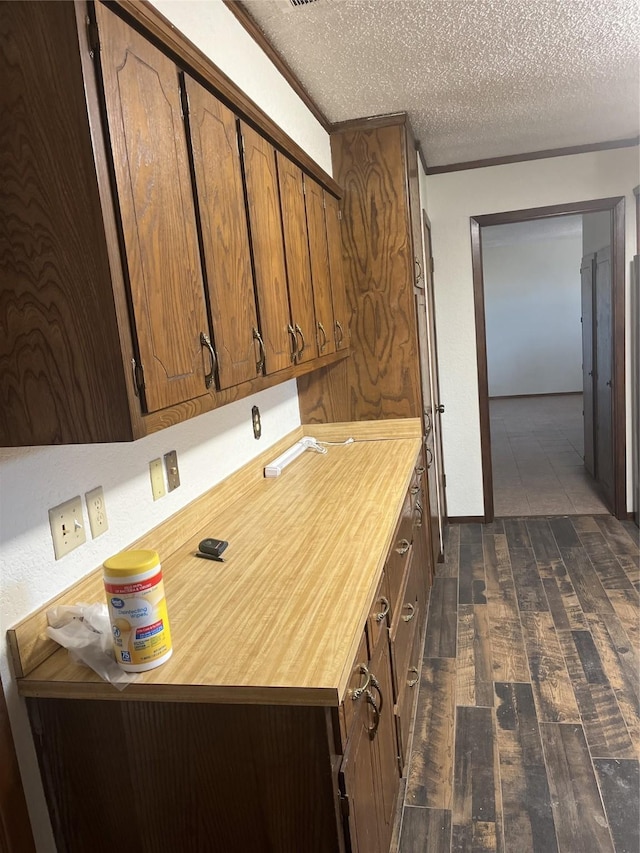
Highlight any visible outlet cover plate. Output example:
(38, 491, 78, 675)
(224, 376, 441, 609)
(149, 458, 166, 501)
(85, 486, 108, 538)
(164, 450, 180, 492)
(49, 496, 86, 560)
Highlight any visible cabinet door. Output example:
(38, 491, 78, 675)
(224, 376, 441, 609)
(95, 5, 210, 412)
(184, 76, 260, 389)
(276, 153, 317, 364)
(304, 177, 336, 357)
(341, 702, 381, 853)
(240, 122, 293, 374)
(324, 193, 350, 350)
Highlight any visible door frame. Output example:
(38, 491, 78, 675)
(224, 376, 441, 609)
(470, 196, 626, 521)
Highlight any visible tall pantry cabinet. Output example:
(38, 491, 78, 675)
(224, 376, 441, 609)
(298, 114, 445, 564)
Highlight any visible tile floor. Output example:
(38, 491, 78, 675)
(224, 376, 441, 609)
(395, 515, 640, 853)
(490, 394, 608, 516)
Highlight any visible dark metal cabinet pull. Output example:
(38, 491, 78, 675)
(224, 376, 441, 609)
(335, 319, 344, 345)
(395, 538, 410, 556)
(252, 327, 265, 374)
(295, 323, 306, 359)
(408, 666, 419, 688)
(200, 332, 217, 389)
(287, 324, 297, 362)
(351, 664, 371, 701)
(402, 602, 416, 623)
(375, 596, 390, 623)
(426, 447, 433, 468)
(317, 321, 327, 351)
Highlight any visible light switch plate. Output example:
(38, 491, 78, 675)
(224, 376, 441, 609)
(164, 450, 180, 492)
(49, 496, 86, 560)
(149, 458, 166, 501)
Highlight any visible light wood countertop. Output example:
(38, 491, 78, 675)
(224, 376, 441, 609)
(13, 422, 422, 705)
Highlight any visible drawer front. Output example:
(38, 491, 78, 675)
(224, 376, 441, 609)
(385, 492, 413, 618)
(342, 632, 371, 739)
(395, 617, 423, 770)
(389, 552, 419, 702)
(367, 574, 390, 657)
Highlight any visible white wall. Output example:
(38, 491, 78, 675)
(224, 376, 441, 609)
(483, 231, 583, 396)
(426, 146, 639, 517)
(0, 3, 331, 850)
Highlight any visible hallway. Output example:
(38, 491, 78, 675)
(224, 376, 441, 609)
(490, 394, 608, 516)
(396, 515, 639, 853)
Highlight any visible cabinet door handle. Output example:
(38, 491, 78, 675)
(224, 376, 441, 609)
(408, 666, 419, 688)
(365, 689, 380, 737)
(395, 538, 410, 556)
(402, 602, 416, 623)
(287, 324, 297, 362)
(415, 257, 422, 283)
(414, 501, 423, 527)
(424, 411, 432, 434)
(252, 327, 265, 374)
(374, 596, 390, 623)
(351, 664, 371, 700)
(435, 403, 445, 414)
(415, 465, 425, 477)
(335, 319, 344, 345)
(200, 332, 217, 389)
(426, 447, 433, 468)
(317, 321, 327, 352)
(410, 484, 419, 496)
(295, 323, 306, 359)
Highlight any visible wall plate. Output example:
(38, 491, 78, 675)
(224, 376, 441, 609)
(164, 450, 180, 492)
(149, 458, 166, 501)
(85, 486, 108, 538)
(48, 496, 86, 560)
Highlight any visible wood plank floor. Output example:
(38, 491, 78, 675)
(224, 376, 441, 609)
(397, 515, 640, 853)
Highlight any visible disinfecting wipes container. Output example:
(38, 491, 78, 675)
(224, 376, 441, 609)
(103, 549, 173, 672)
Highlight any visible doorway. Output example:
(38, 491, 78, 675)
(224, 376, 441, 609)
(471, 197, 626, 521)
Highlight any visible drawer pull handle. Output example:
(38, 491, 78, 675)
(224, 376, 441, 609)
(408, 666, 419, 688)
(375, 596, 390, 623)
(200, 332, 217, 389)
(410, 484, 419, 496)
(414, 501, 423, 527)
(426, 447, 434, 468)
(370, 673, 383, 715)
(415, 465, 425, 476)
(403, 602, 416, 623)
(365, 689, 380, 737)
(351, 664, 371, 701)
(252, 327, 265, 374)
(317, 321, 327, 351)
(395, 538, 410, 556)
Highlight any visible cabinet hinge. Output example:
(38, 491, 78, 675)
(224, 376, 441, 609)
(339, 793, 350, 818)
(86, 14, 100, 56)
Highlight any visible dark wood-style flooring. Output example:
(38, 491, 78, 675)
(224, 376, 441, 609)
(397, 515, 640, 853)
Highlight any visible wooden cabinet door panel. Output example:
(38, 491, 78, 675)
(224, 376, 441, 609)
(276, 153, 317, 364)
(370, 633, 400, 851)
(325, 193, 350, 350)
(341, 703, 381, 853)
(304, 177, 336, 357)
(96, 5, 209, 412)
(184, 76, 259, 389)
(240, 122, 292, 374)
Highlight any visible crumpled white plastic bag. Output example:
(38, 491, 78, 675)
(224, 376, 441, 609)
(46, 602, 135, 690)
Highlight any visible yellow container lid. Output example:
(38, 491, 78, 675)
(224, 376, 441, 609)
(103, 549, 160, 575)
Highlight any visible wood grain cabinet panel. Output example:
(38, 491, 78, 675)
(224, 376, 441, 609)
(325, 192, 351, 350)
(183, 74, 260, 388)
(95, 4, 210, 412)
(276, 153, 317, 364)
(304, 176, 336, 357)
(240, 122, 293, 374)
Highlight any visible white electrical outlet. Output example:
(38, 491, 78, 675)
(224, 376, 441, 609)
(85, 486, 108, 538)
(48, 496, 86, 560)
(149, 458, 166, 501)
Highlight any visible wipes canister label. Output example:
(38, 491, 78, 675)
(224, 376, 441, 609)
(105, 571, 172, 667)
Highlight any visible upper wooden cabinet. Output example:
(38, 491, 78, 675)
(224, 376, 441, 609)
(276, 152, 318, 365)
(0, 0, 347, 446)
(324, 192, 351, 350)
(96, 5, 211, 413)
(304, 177, 336, 357)
(183, 74, 261, 389)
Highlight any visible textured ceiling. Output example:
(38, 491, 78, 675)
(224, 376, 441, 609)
(238, 0, 640, 167)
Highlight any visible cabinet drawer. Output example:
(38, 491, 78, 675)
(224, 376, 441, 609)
(342, 633, 370, 740)
(385, 492, 413, 618)
(367, 574, 390, 656)
(395, 617, 423, 770)
(389, 551, 419, 702)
